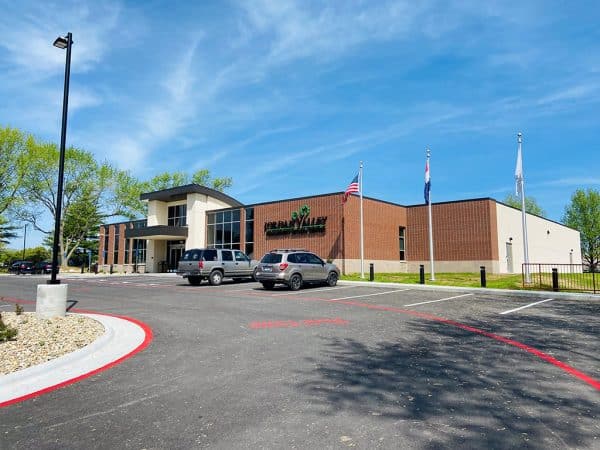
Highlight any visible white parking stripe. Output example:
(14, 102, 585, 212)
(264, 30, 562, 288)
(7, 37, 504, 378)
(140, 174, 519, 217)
(272, 285, 354, 296)
(404, 293, 473, 307)
(327, 289, 411, 302)
(500, 298, 555, 315)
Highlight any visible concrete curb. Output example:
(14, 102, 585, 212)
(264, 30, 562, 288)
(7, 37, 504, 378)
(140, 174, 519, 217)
(338, 280, 600, 301)
(0, 313, 151, 407)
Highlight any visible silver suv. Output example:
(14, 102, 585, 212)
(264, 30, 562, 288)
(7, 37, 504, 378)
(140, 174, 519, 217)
(177, 248, 258, 286)
(254, 249, 340, 291)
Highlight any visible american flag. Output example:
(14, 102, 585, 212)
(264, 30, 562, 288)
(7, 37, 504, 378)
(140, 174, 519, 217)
(343, 174, 359, 203)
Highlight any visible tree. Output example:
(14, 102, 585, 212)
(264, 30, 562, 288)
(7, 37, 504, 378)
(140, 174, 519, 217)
(563, 188, 600, 271)
(0, 216, 18, 247)
(114, 169, 233, 218)
(15, 141, 124, 269)
(503, 194, 546, 217)
(0, 126, 31, 215)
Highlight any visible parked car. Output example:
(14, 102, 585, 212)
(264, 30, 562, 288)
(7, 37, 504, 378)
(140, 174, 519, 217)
(32, 261, 57, 275)
(254, 249, 340, 291)
(177, 248, 258, 286)
(11, 261, 34, 275)
(8, 260, 28, 274)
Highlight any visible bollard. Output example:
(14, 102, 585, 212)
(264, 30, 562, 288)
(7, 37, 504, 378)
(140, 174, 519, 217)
(552, 268, 559, 292)
(110, 264, 113, 274)
(81, 264, 84, 274)
(480, 266, 487, 288)
(369, 263, 374, 282)
(419, 265, 425, 284)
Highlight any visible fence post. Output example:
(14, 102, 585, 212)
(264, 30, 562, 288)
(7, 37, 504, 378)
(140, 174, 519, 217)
(480, 266, 486, 288)
(552, 268, 559, 292)
(419, 265, 425, 284)
(369, 263, 374, 282)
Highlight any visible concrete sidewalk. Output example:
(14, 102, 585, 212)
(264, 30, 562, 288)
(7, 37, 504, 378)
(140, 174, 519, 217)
(0, 313, 151, 408)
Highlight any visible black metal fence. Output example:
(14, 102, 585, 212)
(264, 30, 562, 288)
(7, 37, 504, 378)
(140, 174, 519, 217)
(522, 263, 598, 293)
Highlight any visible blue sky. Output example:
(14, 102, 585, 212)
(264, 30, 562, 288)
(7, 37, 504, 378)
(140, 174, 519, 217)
(2, 0, 600, 248)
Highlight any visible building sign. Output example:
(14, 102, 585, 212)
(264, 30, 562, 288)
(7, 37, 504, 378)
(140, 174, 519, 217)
(264, 204, 327, 235)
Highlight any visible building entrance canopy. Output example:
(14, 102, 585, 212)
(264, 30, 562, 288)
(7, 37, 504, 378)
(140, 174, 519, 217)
(125, 225, 188, 241)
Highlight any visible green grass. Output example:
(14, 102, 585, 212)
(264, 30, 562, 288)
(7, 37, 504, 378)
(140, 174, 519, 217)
(341, 272, 525, 290)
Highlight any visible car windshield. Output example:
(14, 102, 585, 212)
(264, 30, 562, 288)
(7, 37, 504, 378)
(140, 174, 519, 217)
(261, 253, 282, 263)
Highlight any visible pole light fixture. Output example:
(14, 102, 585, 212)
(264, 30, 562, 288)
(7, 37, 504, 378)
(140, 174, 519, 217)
(49, 32, 73, 285)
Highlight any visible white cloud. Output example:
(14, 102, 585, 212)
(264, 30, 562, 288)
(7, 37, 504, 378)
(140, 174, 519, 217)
(0, 1, 122, 76)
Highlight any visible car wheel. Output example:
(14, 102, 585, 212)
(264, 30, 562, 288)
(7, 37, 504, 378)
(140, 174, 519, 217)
(209, 270, 223, 286)
(326, 271, 338, 287)
(288, 274, 302, 291)
(188, 276, 201, 286)
(252, 268, 259, 282)
(261, 281, 275, 290)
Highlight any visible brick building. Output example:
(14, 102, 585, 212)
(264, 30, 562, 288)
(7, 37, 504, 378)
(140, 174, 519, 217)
(98, 184, 581, 274)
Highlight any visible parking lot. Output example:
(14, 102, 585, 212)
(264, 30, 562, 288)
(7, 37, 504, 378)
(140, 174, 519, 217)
(1, 274, 599, 449)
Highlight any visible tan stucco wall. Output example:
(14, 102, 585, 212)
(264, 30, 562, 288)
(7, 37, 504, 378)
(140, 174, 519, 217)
(186, 193, 239, 250)
(147, 200, 167, 226)
(495, 203, 582, 273)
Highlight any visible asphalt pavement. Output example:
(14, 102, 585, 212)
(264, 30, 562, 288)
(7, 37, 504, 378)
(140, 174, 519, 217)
(0, 273, 598, 449)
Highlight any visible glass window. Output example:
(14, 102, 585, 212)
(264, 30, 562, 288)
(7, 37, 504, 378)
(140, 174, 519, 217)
(224, 223, 232, 244)
(224, 210, 231, 222)
(202, 249, 218, 261)
(133, 239, 146, 264)
(399, 227, 406, 261)
(207, 224, 215, 246)
(287, 254, 298, 263)
(245, 207, 254, 220)
(234, 250, 248, 262)
(168, 204, 187, 226)
(306, 253, 323, 264)
(125, 239, 130, 264)
(245, 243, 254, 259)
(245, 220, 254, 244)
(217, 212, 224, 223)
(113, 227, 120, 264)
(221, 250, 233, 261)
(103, 227, 109, 264)
(232, 209, 240, 221)
(215, 224, 223, 245)
(232, 222, 240, 244)
(207, 213, 215, 225)
(261, 253, 282, 263)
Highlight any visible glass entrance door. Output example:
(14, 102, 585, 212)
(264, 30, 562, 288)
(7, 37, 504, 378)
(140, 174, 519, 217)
(167, 241, 185, 272)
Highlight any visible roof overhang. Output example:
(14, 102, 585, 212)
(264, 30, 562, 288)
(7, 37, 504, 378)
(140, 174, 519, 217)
(125, 225, 188, 240)
(140, 183, 243, 207)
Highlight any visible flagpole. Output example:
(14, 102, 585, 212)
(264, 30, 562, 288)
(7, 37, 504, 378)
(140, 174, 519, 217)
(426, 149, 435, 281)
(517, 132, 531, 283)
(359, 161, 365, 279)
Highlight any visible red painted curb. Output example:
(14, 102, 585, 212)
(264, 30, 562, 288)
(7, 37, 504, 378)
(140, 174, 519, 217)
(0, 312, 153, 408)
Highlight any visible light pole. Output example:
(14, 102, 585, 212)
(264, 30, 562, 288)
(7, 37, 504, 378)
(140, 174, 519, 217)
(22, 224, 27, 260)
(49, 32, 72, 285)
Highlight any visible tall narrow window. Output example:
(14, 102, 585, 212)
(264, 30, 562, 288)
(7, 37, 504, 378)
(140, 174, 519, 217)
(113, 226, 120, 264)
(399, 227, 406, 261)
(103, 227, 109, 264)
(245, 207, 254, 258)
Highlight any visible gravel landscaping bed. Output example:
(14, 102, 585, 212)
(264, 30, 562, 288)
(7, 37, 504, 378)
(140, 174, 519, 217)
(0, 312, 104, 375)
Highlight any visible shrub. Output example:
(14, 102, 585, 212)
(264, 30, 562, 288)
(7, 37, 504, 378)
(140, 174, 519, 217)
(0, 312, 18, 342)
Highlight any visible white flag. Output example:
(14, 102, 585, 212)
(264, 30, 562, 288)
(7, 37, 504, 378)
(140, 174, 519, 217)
(515, 145, 523, 196)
